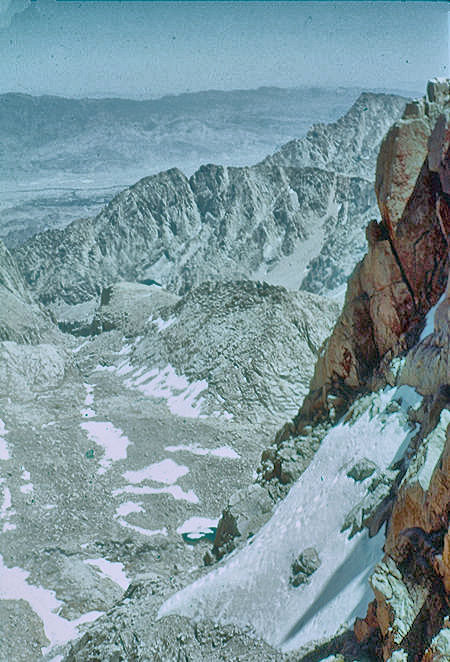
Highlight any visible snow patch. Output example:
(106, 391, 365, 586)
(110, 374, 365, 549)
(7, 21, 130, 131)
(84, 558, 130, 590)
(0, 481, 15, 532)
(3, 522, 16, 531)
(165, 442, 239, 459)
(123, 459, 189, 485)
(115, 501, 143, 517)
(93, 364, 117, 373)
(124, 364, 208, 419)
(116, 361, 134, 376)
(115, 343, 132, 356)
(80, 421, 131, 474)
(113, 499, 168, 537)
(0, 554, 103, 654)
(0, 418, 10, 461)
(42, 421, 56, 429)
(116, 519, 168, 538)
(114, 484, 199, 504)
(71, 340, 89, 354)
(93, 360, 210, 419)
(148, 315, 177, 332)
(420, 292, 446, 341)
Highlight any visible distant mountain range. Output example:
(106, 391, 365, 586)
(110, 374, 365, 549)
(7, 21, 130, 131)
(13, 91, 408, 304)
(0, 86, 410, 248)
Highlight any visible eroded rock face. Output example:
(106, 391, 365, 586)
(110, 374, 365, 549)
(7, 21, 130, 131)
(0, 240, 58, 344)
(297, 79, 449, 427)
(356, 411, 449, 660)
(375, 79, 449, 235)
(353, 273, 449, 660)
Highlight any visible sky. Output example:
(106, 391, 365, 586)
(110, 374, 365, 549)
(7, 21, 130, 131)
(0, 1, 448, 99)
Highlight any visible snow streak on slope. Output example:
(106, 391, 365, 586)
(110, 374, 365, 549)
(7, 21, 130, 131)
(84, 558, 130, 591)
(96, 361, 210, 419)
(80, 421, 131, 474)
(159, 386, 421, 651)
(0, 555, 103, 655)
(419, 291, 446, 341)
(0, 418, 10, 460)
(165, 442, 240, 459)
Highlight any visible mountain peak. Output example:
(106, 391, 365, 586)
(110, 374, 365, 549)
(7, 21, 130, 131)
(261, 90, 408, 179)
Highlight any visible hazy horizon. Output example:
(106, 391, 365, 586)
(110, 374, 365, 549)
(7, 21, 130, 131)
(0, 82, 423, 102)
(0, 1, 448, 99)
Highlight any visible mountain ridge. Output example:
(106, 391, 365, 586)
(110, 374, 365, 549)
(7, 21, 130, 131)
(13, 91, 407, 305)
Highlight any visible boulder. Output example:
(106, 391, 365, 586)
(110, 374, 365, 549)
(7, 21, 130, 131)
(290, 547, 321, 587)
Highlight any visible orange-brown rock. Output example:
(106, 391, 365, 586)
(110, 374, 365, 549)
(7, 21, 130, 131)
(297, 80, 449, 428)
(355, 415, 449, 660)
(376, 114, 430, 235)
(354, 600, 379, 643)
(323, 80, 450, 661)
(421, 622, 450, 662)
(376, 78, 450, 236)
(385, 416, 449, 558)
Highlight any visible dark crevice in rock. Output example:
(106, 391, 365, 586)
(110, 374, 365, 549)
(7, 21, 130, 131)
(385, 230, 418, 314)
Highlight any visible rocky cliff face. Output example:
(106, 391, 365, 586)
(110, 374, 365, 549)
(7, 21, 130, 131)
(354, 288, 449, 661)
(295, 79, 449, 428)
(0, 240, 58, 344)
(262, 92, 407, 180)
(13, 92, 406, 305)
(279, 77, 450, 660)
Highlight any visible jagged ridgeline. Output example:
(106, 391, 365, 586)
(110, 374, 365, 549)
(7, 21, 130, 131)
(0, 86, 404, 249)
(12, 92, 407, 305)
(1, 81, 448, 662)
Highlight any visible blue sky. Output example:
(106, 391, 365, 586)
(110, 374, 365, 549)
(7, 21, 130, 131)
(0, 1, 448, 98)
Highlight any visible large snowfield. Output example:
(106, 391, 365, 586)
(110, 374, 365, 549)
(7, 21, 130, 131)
(159, 385, 422, 650)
